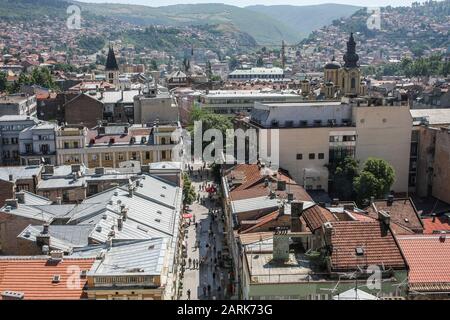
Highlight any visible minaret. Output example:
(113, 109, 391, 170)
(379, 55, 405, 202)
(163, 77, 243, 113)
(105, 45, 119, 89)
(339, 33, 361, 97)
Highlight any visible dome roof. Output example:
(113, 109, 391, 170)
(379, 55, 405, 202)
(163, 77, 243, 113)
(324, 61, 341, 69)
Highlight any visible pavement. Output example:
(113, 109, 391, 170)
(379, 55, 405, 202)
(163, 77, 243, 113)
(180, 163, 230, 300)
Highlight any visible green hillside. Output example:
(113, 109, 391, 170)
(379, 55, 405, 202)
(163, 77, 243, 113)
(75, 2, 301, 45)
(246, 3, 360, 40)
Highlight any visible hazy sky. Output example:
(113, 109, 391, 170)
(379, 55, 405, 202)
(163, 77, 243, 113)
(77, 0, 422, 8)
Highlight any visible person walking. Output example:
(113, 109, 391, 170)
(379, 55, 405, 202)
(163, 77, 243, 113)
(207, 284, 211, 297)
(187, 289, 191, 300)
(203, 286, 207, 297)
(212, 272, 216, 282)
(188, 257, 192, 269)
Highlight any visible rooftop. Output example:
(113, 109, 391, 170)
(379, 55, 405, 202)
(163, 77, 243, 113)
(327, 221, 406, 272)
(0, 257, 95, 300)
(397, 235, 450, 292)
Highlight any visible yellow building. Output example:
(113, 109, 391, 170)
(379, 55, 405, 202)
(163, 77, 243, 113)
(56, 123, 181, 169)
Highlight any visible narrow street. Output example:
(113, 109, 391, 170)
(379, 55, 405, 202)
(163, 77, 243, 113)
(180, 163, 230, 300)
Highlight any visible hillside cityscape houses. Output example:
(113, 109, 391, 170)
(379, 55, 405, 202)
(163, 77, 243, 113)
(0, 0, 450, 302)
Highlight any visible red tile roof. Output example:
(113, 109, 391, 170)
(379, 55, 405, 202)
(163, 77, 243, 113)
(0, 257, 95, 300)
(365, 198, 423, 233)
(240, 210, 280, 234)
(422, 216, 450, 234)
(328, 221, 406, 272)
(226, 164, 312, 202)
(302, 205, 337, 232)
(397, 235, 450, 292)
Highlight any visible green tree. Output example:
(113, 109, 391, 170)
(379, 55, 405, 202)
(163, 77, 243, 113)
(353, 158, 395, 205)
(256, 56, 264, 67)
(228, 56, 239, 71)
(329, 157, 359, 200)
(0, 72, 7, 92)
(182, 173, 196, 206)
(150, 59, 158, 71)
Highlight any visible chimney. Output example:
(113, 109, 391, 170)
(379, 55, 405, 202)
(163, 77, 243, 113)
(290, 201, 304, 232)
(120, 205, 128, 221)
(117, 217, 123, 231)
(128, 183, 134, 197)
(378, 210, 391, 227)
(387, 195, 394, 206)
(15, 192, 25, 204)
(95, 167, 105, 175)
(8, 174, 13, 181)
(440, 231, 446, 242)
(44, 165, 54, 175)
(323, 222, 333, 245)
(331, 198, 339, 206)
(55, 197, 62, 205)
(50, 250, 64, 261)
(71, 164, 81, 173)
(279, 204, 285, 216)
(36, 228, 50, 248)
(4, 199, 18, 209)
(141, 164, 150, 173)
(432, 213, 436, 223)
(1, 291, 24, 300)
(370, 196, 375, 205)
(277, 180, 286, 191)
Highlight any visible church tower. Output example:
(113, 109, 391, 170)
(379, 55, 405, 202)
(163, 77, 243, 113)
(105, 45, 119, 89)
(339, 33, 361, 97)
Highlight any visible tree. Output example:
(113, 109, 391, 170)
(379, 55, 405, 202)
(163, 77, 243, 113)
(150, 59, 158, 71)
(353, 158, 395, 205)
(182, 173, 196, 206)
(0, 72, 7, 92)
(328, 156, 359, 200)
(228, 56, 239, 71)
(256, 56, 264, 67)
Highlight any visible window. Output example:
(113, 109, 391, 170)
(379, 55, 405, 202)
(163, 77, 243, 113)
(351, 77, 356, 89)
(118, 153, 124, 161)
(145, 151, 151, 160)
(25, 144, 32, 153)
(296, 153, 303, 160)
(161, 151, 167, 159)
(43, 191, 50, 198)
(318, 153, 324, 159)
(309, 153, 315, 160)
(64, 142, 69, 149)
(73, 141, 79, 148)
(104, 153, 111, 161)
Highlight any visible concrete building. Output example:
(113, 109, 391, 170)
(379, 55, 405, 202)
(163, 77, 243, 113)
(0, 171, 184, 299)
(237, 97, 412, 194)
(0, 166, 43, 206)
(55, 122, 181, 168)
(228, 67, 285, 82)
(200, 90, 305, 114)
(0, 94, 37, 117)
(410, 109, 450, 204)
(0, 115, 39, 165)
(18, 121, 57, 165)
(133, 87, 179, 124)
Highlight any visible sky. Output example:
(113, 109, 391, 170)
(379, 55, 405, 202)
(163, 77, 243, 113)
(77, 0, 423, 8)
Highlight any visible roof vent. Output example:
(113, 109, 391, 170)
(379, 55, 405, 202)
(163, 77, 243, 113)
(50, 250, 64, 261)
(1, 291, 24, 300)
(355, 247, 365, 256)
(155, 218, 161, 223)
(52, 275, 61, 283)
(96, 226, 102, 232)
